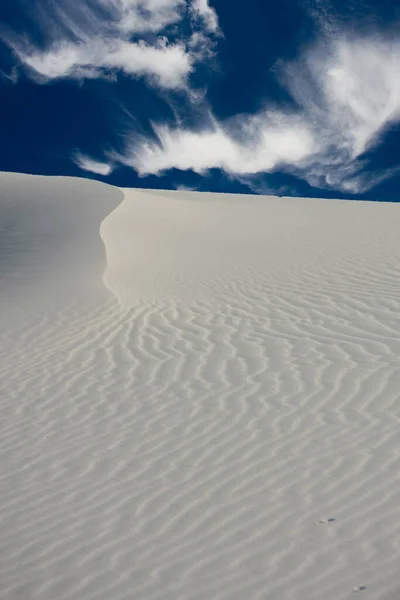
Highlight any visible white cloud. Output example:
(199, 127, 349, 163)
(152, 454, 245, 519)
(123, 34, 400, 193)
(285, 35, 400, 191)
(74, 153, 114, 176)
(105, 0, 186, 35)
(5, 1, 399, 194)
(103, 40, 192, 88)
(23, 38, 192, 88)
(22, 43, 92, 80)
(190, 0, 219, 33)
(174, 183, 199, 191)
(126, 113, 314, 176)
(3, 0, 217, 89)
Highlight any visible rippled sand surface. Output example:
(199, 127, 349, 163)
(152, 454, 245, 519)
(1, 173, 400, 600)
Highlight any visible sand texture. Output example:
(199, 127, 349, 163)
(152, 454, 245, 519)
(1, 172, 400, 600)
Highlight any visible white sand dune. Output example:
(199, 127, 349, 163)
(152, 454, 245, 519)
(1, 172, 400, 600)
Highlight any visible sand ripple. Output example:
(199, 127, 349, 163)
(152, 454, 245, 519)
(1, 181, 400, 600)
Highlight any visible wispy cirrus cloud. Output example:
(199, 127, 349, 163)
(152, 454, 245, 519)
(118, 34, 400, 193)
(287, 35, 400, 192)
(21, 38, 192, 89)
(2, 0, 219, 89)
(4, 1, 400, 195)
(119, 112, 314, 175)
(190, 0, 220, 33)
(73, 152, 114, 176)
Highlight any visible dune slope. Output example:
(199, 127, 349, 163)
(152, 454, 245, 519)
(1, 175, 400, 600)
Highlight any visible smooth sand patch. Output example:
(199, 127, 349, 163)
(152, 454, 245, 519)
(1, 175, 400, 600)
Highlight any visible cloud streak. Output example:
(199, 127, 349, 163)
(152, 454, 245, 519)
(122, 113, 314, 176)
(123, 34, 400, 193)
(190, 0, 220, 33)
(73, 153, 114, 176)
(287, 35, 400, 191)
(22, 38, 192, 89)
(2, 0, 219, 89)
(4, 1, 400, 194)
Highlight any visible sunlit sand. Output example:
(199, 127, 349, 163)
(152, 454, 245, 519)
(1, 172, 400, 600)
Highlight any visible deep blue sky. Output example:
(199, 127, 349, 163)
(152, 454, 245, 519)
(1, 0, 400, 200)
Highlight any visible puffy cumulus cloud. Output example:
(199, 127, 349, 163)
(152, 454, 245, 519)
(3, 0, 219, 89)
(73, 153, 114, 176)
(121, 34, 400, 193)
